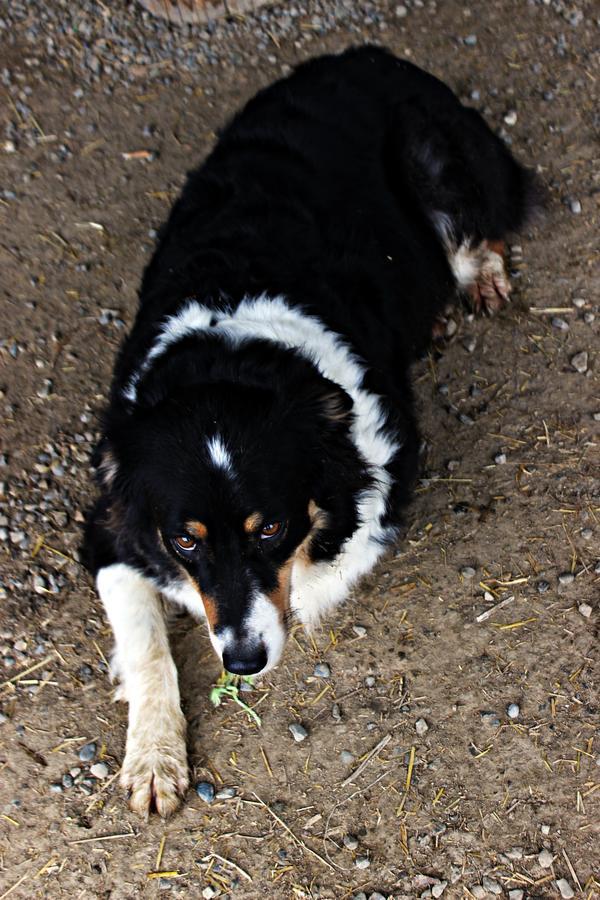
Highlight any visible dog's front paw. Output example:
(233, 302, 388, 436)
(121, 733, 189, 818)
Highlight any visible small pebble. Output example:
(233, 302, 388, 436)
(369, 894, 386, 900)
(49, 782, 63, 794)
(540, 824, 551, 836)
(505, 847, 524, 860)
(552, 316, 569, 331)
(354, 855, 371, 869)
(572, 297, 586, 308)
(432, 882, 447, 898)
(578, 602, 592, 618)
(494, 452, 507, 464)
(61, 773, 74, 788)
(343, 833, 359, 850)
(569, 198, 582, 215)
(504, 110, 517, 126)
(331, 703, 342, 721)
(215, 786, 237, 800)
(364, 675, 376, 687)
(78, 742, 97, 762)
(556, 879, 575, 899)
(558, 572, 575, 586)
(508, 891, 524, 900)
(469, 888, 486, 900)
(202, 887, 218, 899)
(313, 662, 331, 678)
(583, 311, 595, 324)
(195, 781, 215, 803)
(353, 894, 368, 900)
(352, 625, 367, 637)
(289, 722, 308, 742)
(581, 528, 593, 540)
(538, 848, 554, 868)
(395, 4, 408, 16)
(570, 351, 588, 374)
(482, 876, 502, 895)
(463, 34, 477, 46)
(90, 762, 109, 779)
(507, 703, 520, 719)
(537, 580, 550, 594)
(461, 566, 476, 579)
(340, 750, 355, 765)
(415, 718, 429, 735)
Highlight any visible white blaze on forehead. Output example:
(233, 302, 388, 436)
(206, 434, 233, 473)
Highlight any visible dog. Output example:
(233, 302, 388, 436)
(84, 46, 535, 816)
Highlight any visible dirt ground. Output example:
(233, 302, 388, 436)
(0, 1, 599, 898)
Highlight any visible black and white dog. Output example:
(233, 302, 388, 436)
(84, 46, 535, 815)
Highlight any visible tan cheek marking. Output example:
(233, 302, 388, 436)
(268, 558, 293, 618)
(200, 592, 219, 629)
(244, 512, 262, 534)
(295, 500, 329, 567)
(186, 520, 208, 540)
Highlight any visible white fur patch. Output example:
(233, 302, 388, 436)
(126, 295, 400, 625)
(206, 434, 233, 473)
(431, 210, 483, 290)
(242, 593, 286, 671)
(449, 241, 481, 288)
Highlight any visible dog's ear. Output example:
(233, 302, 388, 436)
(294, 376, 353, 427)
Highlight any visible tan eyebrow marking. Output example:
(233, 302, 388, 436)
(185, 520, 208, 540)
(244, 512, 262, 534)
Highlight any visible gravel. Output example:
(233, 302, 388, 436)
(215, 786, 237, 800)
(507, 703, 520, 719)
(578, 602, 592, 618)
(508, 891, 525, 900)
(90, 762, 109, 779)
(343, 833, 359, 850)
(78, 741, 97, 762)
(538, 848, 554, 868)
(558, 572, 575, 586)
(415, 717, 429, 735)
(313, 662, 331, 678)
(460, 565, 476, 579)
(556, 879, 575, 899)
(482, 876, 502, 894)
(340, 750, 355, 765)
(570, 351, 588, 373)
(354, 855, 371, 869)
(195, 781, 216, 803)
(288, 722, 308, 742)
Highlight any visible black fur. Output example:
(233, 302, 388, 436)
(85, 46, 535, 636)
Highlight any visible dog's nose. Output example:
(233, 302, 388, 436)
(222, 644, 268, 676)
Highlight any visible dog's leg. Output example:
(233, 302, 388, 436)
(96, 563, 188, 817)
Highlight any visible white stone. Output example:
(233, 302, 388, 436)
(556, 879, 575, 899)
(538, 848, 554, 868)
(578, 602, 592, 618)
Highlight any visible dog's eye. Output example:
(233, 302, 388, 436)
(261, 521, 283, 540)
(172, 534, 197, 554)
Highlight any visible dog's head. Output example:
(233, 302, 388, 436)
(99, 344, 369, 675)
